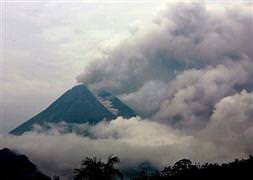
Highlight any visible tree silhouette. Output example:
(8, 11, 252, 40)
(74, 157, 104, 180)
(160, 166, 172, 177)
(52, 176, 60, 180)
(141, 155, 253, 180)
(74, 155, 123, 180)
(104, 155, 123, 180)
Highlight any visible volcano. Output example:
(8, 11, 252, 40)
(10, 84, 137, 135)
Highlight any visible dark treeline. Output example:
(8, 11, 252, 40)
(133, 156, 253, 180)
(72, 155, 253, 180)
(0, 148, 252, 180)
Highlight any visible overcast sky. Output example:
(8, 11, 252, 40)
(0, 0, 168, 133)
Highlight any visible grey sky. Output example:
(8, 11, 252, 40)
(0, 0, 167, 133)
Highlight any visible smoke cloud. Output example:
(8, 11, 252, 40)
(77, 2, 253, 95)
(153, 59, 253, 130)
(76, 1, 253, 130)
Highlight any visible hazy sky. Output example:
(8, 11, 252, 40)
(0, 0, 167, 133)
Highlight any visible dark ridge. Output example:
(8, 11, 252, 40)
(0, 148, 51, 180)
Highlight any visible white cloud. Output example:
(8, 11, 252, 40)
(0, 117, 195, 178)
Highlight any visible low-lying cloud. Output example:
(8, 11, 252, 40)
(1, 90, 253, 178)
(0, 117, 195, 179)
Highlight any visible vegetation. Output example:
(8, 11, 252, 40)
(134, 156, 253, 180)
(1, 147, 252, 180)
(73, 155, 123, 180)
(73, 155, 253, 180)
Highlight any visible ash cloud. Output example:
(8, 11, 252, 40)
(77, 2, 253, 120)
(77, 3, 252, 90)
(153, 59, 253, 130)
(202, 90, 253, 154)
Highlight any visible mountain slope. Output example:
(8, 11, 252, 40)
(10, 84, 116, 135)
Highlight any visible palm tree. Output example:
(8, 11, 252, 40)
(104, 155, 123, 180)
(74, 155, 123, 180)
(74, 157, 104, 180)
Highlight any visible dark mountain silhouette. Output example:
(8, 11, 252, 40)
(10, 84, 137, 135)
(0, 148, 51, 180)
